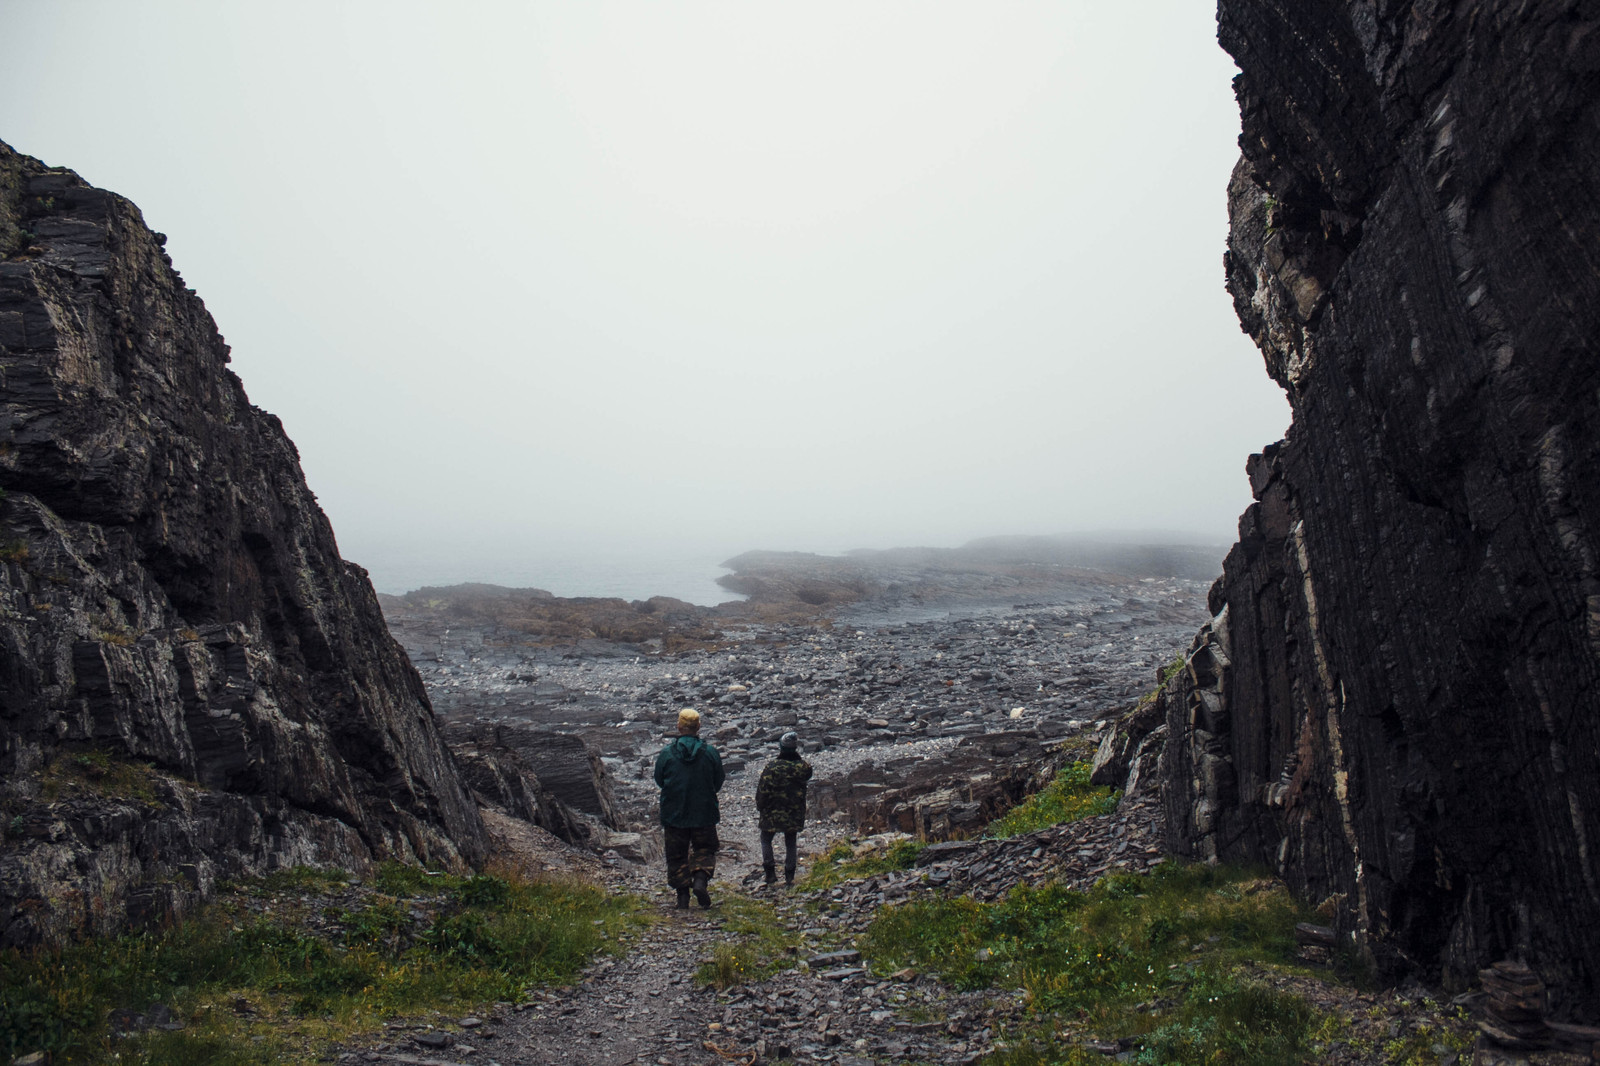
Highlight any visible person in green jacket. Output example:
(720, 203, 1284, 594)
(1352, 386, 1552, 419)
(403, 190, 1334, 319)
(755, 730, 813, 886)
(654, 708, 725, 908)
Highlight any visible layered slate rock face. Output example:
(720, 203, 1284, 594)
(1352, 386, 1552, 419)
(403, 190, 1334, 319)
(0, 141, 484, 945)
(1159, 3, 1600, 1017)
(442, 720, 618, 846)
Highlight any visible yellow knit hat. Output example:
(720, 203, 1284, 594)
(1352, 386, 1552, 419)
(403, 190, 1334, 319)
(677, 708, 701, 733)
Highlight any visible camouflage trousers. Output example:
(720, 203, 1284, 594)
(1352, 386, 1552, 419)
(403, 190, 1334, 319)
(663, 824, 719, 890)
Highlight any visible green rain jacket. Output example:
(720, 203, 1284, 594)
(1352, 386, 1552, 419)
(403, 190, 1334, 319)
(654, 735, 725, 828)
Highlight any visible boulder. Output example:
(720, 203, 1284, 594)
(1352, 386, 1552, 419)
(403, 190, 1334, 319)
(1089, 691, 1165, 788)
(594, 829, 661, 865)
(442, 720, 620, 835)
(447, 740, 591, 847)
(811, 735, 1068, 841)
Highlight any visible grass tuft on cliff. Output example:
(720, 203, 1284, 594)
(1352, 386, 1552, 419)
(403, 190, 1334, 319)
(859, 862, 1323, 1065)
(985, 760, 1119, 839)
(0, 863, 644, 1065)
(38, 748, 161, 804)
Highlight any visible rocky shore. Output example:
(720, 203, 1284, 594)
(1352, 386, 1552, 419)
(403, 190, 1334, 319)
(377, 548, 1213, 871)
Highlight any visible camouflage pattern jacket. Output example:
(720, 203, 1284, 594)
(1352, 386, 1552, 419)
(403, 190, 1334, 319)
(755, 754, 813, 832)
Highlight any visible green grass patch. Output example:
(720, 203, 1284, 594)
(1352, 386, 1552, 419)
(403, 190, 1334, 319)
(39, 749, 161, 804)
(985, 761, 1119, 839)
(1130, 973, 1316, 1066)
(0, 863, 644, 1065)
(372, 862, 451, 896)
(697, 942, 763, 991)
(1376, 1013, 1476, 1065)
(243, 866, 351, 895)
(859, 862, 1323, 1065)
(798, 836, 926, 891)
(693, 894, 802, 990)
(84, 1027, 287, 1066)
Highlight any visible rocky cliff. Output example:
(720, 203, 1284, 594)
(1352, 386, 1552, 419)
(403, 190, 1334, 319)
(0, 140, 484, 946)
(1157, 2, 1600, 1018)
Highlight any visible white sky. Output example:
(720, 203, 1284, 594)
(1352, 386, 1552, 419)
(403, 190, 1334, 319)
(0, 2, 1288, 592)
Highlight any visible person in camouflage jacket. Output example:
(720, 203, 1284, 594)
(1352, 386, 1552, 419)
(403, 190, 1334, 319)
(755, 731, 813, 886)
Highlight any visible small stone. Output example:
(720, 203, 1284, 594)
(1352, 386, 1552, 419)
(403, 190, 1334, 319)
(1294, 922, 1337, 947)
(821, 967, 867, 981)
(808, 950, 862, 966)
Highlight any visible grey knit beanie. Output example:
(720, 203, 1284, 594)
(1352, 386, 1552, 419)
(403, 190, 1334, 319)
(779, 731, 799, 750)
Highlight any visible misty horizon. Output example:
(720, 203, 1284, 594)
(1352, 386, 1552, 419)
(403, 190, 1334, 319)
(1, 3, 1290, 593)
(360, 527, 1233, 604)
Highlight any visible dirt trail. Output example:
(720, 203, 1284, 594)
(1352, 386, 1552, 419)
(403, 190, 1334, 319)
(334, 872, 790, 1066)
(506, 903, 735, 1066)
(337, 797, 1142, 1066)
(334, 789, 1522, 1066)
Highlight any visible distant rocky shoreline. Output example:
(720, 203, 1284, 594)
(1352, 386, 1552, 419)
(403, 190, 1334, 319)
(376, 545, 1215, 876)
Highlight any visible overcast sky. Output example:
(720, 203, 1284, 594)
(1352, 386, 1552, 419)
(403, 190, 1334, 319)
(0, 2, 1288, 595)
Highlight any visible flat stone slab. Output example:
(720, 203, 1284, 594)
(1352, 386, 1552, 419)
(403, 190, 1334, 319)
(914, 840, 984, 867)
(808, 949, 862, 966)
(819, 966, 867, 981)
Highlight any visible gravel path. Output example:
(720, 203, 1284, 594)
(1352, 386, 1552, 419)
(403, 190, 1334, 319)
(504, 903, 732, 1066)
(334, 790, 1515, 1066)
(335, 790, 1168, 1066)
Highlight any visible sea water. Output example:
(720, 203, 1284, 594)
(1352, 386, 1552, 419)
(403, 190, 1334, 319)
(353, 547, 744, 606)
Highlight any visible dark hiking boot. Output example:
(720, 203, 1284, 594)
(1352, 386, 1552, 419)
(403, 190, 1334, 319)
(784, 866, 796, 887)
(692, 871, 712, 908)
(763, 865, 777, 886)
(675, 888, 690, 910)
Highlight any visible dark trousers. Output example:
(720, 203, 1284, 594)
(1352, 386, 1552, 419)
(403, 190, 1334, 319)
(663, 824, 719, 889)
(761, 829, 798, 873)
